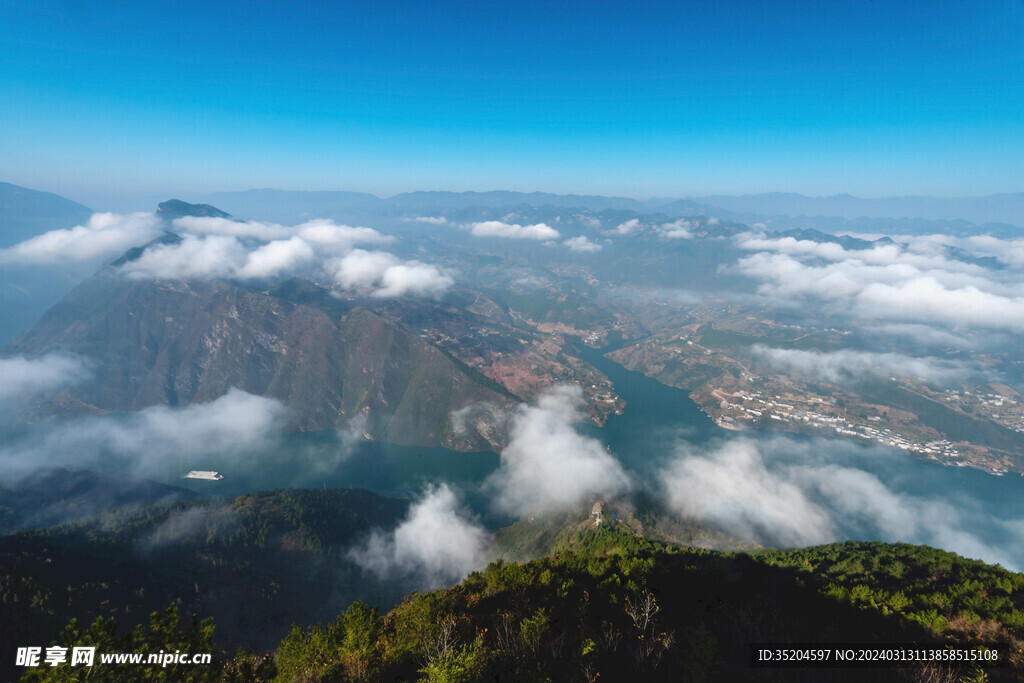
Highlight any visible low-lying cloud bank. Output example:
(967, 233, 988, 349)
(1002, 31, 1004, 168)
(613, 218, 641, 235)
(663, 439, 833, 547)
(605, 218, 694, 239)
(137, 504, 239, 554)
(0, 354, 91, 405)
(349, 386, 631, 590)
(327, 249, 453, 298)
(486, 385, 630, 515)
(658, 218, 694, 239)
(470, 220, 560, 241)
(175, 216, 394, 249)
(0, 389, 289, 480)
(0, 212, 452, 298)
(4, 377, 1023, 583)
(734, 232, 1024, 332)
(563, 235, 602, 252)
(661, 437, 1024, 570)
(0, 212, 163, 264)
(347, 483, 490, 588)
(751, 346, 984, 386)
(844, 233, 1024, 270)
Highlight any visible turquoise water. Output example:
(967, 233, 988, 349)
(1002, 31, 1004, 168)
(171, 342, 1024, 567)
(174, 438, 500, 502)
(578, 342, 1024, 568)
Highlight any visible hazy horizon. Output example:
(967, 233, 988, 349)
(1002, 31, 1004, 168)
(7, 180, 1024, 221)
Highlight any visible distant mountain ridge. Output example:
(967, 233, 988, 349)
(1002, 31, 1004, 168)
(387, 190, 651, 212)
(5, 181, 1021, 229)
(199, 187, 1024, 229)
(200, 188, 654, 224)
(682, 191, 1024, 226)
(0, 183, 99, 345)
(0, 182, 93, 247)
(6, 181, 1019, 234)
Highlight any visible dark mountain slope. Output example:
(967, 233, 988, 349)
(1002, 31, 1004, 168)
(156, 198, 231, 221)
(0, 468, 195, 534)
(0, 487, 411, 681)
(7, 494, 1022, 681)
(7, 273, 515, 451)
(278, 530, 1024, 682)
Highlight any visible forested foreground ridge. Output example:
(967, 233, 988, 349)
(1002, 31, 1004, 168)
(12, 519, 1024, 682)
(0, 487, 411, 678)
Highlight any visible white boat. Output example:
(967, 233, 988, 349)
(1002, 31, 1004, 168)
(184, 470, 224, 481)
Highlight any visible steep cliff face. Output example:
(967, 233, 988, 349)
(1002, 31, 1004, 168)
(8, 273, 515, 452)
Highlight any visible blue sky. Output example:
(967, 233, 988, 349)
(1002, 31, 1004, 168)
(2, 0, 1023, 205)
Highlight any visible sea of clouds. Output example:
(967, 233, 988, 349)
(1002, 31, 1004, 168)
(733, 231, 1024, 333)
(4, 213, 1024, 593)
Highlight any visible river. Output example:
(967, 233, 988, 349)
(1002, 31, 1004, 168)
(172, 343, 1024, 569)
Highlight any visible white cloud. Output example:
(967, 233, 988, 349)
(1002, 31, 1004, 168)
(0, 388, 289, 479)
(407, 216, 449, 225)
(4, 208, 448, 297)
(660, 437, 1024, 568)
(613, 218, 641, 235)
(172, 216, 289, 241)
(735, 232, 1019, 281)
(0, 212, 162, 264)
(734, 233, 1024, 331)
(845, 233, 1024, 270)
(294, 219, 391, 249)
(962, 235, 1024, 268)
(330, 249, 398, 288)
(857, 277, 1024, 331)
(662, 439, 834, 547)
(119, 234, 248, 280)
(563, 235, 602, 253)
(0, 354, 91, 405)
(176, 216, 390, 251)
(237, 236, 314, 279)
(751, 345, 981, 386)
(486, 385, 629, 515)
(110, 217, 446, 295)
(658, 219, 693, 239)
(328, 249, 453, 298)
(374, 262, 454, 298)
(738, 235, 859, 261)
(122, 388, 288, 456)
(347, 484, 490, 588)
(862, 322, 995, 351)
(0, 211, 381, 273)
(470, 221, 560, 241)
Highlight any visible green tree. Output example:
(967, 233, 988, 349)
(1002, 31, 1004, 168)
(21, 604, 217, 682)
(419, 637, 487, 683)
